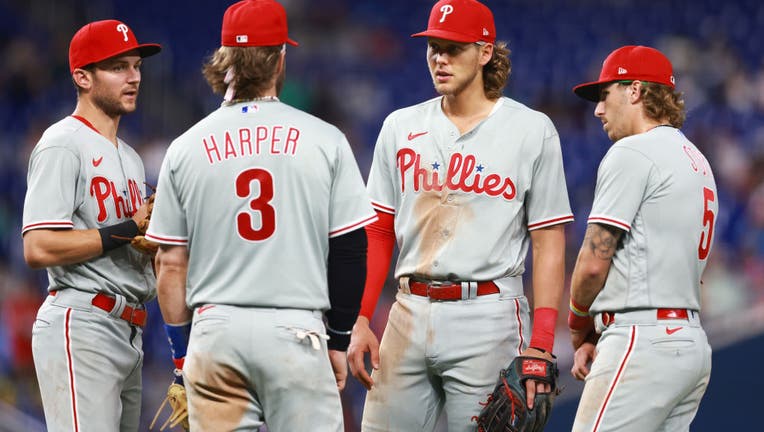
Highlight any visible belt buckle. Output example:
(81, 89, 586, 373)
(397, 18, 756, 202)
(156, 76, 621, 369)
(425, 280, 453, 300)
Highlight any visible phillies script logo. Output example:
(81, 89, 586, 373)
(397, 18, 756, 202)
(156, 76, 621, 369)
(89, 177, 144, 222)
(396, 148, 516, 200)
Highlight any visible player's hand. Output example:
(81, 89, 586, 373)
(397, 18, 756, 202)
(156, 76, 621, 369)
(519, 346, 555, 409)
(328, 349, 348, 391)
(131, 194, 154, 228)
(571, 342, 597, 380)
(570, 319, 596, 350)
(347, 316, 379, 390)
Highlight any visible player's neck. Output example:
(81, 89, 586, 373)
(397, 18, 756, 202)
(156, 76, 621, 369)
(634, 114, 672, 136)
(72, 101, 121, 146)
(441, 88, 497, 135)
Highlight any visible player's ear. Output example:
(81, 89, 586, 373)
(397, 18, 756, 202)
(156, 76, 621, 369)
(72, 68, 93, 91)
(276, 50, 286, 75)
(628, 80, 643, 103)
(478, 43, 493, 67)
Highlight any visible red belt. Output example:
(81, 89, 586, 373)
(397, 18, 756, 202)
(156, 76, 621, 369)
(51, 291, 147, 327)
(601, 308, 689, 327)
(408, 280, 499, 301)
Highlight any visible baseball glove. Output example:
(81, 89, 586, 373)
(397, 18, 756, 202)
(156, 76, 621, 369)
(112, 192, 158, 255)
(149, 383, 189, 431)
(473, 356, 560, 432)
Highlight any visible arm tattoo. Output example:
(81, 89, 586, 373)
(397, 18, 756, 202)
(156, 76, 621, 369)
(584, 223, 624, 260)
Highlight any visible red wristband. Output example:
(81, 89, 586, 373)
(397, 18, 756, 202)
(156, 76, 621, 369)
(569, 298, 590, 317)
(529, 307, 557, 353)
(568, 310, 594, 331)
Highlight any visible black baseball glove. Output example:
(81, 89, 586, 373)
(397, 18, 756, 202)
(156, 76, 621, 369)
(474, 356, 560, 432)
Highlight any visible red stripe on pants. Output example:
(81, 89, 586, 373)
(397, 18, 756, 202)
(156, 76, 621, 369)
(514, 298, 524, 355)
(65, 308, 79, 432)
(593, 326, 637, 431)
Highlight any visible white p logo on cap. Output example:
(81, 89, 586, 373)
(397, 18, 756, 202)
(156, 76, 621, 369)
(439, 4, 454, 22)
(116, 23, 129, 42)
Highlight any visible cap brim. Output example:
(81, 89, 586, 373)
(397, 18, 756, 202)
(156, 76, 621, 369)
(411, 29, 477, 43)
(286, 38, 298, 47)
(136, 43, 162, 58)
(573, 80, 609, 102)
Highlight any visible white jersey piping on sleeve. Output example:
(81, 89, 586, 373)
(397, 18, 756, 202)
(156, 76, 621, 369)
(22, 220, 75, 234)
(144, 232, 188, 245)
(588, 215, 631, 232)
(329, 213, 378, 238)
(371, 201, 395, 215)
(527, 214, 574, 230)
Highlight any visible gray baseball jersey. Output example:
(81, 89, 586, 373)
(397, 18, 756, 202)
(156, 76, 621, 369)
(573, 126, 716, 432)
(362, 96, 572, 431)
(367, 96, 573, 283)
(23, 116, 155, 302)
(146, 99, 377, 309)
(146, 98, 376, 431)
(587, 126, 717, 313)
(23, 115, 154, 431)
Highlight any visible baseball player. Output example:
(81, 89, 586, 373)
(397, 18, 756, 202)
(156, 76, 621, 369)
(346, 0, 573, 430)
(21, 20, 160, 432)
(568, 45, 716, 431)
(145, 1, 376, 431)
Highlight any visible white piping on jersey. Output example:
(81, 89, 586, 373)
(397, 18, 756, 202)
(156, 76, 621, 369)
(144, 232, 188, 245)
(329, 213, 378, 237)
(370, 201, 395, 214)
(528, 214, 575, 230)
(22, 220, 75, 234)
(588, 215, 631, 231)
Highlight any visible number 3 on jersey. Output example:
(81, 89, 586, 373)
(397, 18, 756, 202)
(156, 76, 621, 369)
(698, 186, 715, 260)
(236, 168, 276, 241)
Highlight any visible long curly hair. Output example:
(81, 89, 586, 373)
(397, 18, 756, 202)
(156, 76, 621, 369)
(483, 41, 511, 99)
(639, 81, 686, 128)
(202, 46, 283, 100)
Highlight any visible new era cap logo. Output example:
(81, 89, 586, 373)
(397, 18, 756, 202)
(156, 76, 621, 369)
(236, 35, 248, 43)
(670, 75, 675, 84)
(618, 67, 628, 75)
(483, 28, 489, 36)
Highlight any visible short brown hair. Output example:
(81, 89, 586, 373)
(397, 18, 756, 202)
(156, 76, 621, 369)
(483, 41, 511, 100)
(202, 45, 282, 99)
(621, 81, 686, 128)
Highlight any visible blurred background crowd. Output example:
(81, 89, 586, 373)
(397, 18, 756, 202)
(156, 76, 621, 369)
(1, 0, 763, 430)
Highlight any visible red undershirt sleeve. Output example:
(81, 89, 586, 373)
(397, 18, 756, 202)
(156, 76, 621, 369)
(359, 210, 396, 320)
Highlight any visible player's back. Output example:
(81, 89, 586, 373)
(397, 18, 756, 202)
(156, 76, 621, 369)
(162, 100, 372, 310)
(598, 126, 717, 311)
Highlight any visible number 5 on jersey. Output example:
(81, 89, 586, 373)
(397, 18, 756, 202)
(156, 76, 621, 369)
(236, 168, 276, 241)
(698, 186, 715, 260)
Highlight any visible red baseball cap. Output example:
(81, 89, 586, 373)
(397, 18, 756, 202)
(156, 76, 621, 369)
(412, 0, 496, 44)
(69, 20, 161, 73)
(573, 45, 676, 102)
(222, 0, 298, 47)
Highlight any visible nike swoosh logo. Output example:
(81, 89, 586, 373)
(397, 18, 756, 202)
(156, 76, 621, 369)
(665, 326, 683, 335)
(407, 131, 428, 141)
(197, 305, 216, 315)
(92, 156, 103, 167)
